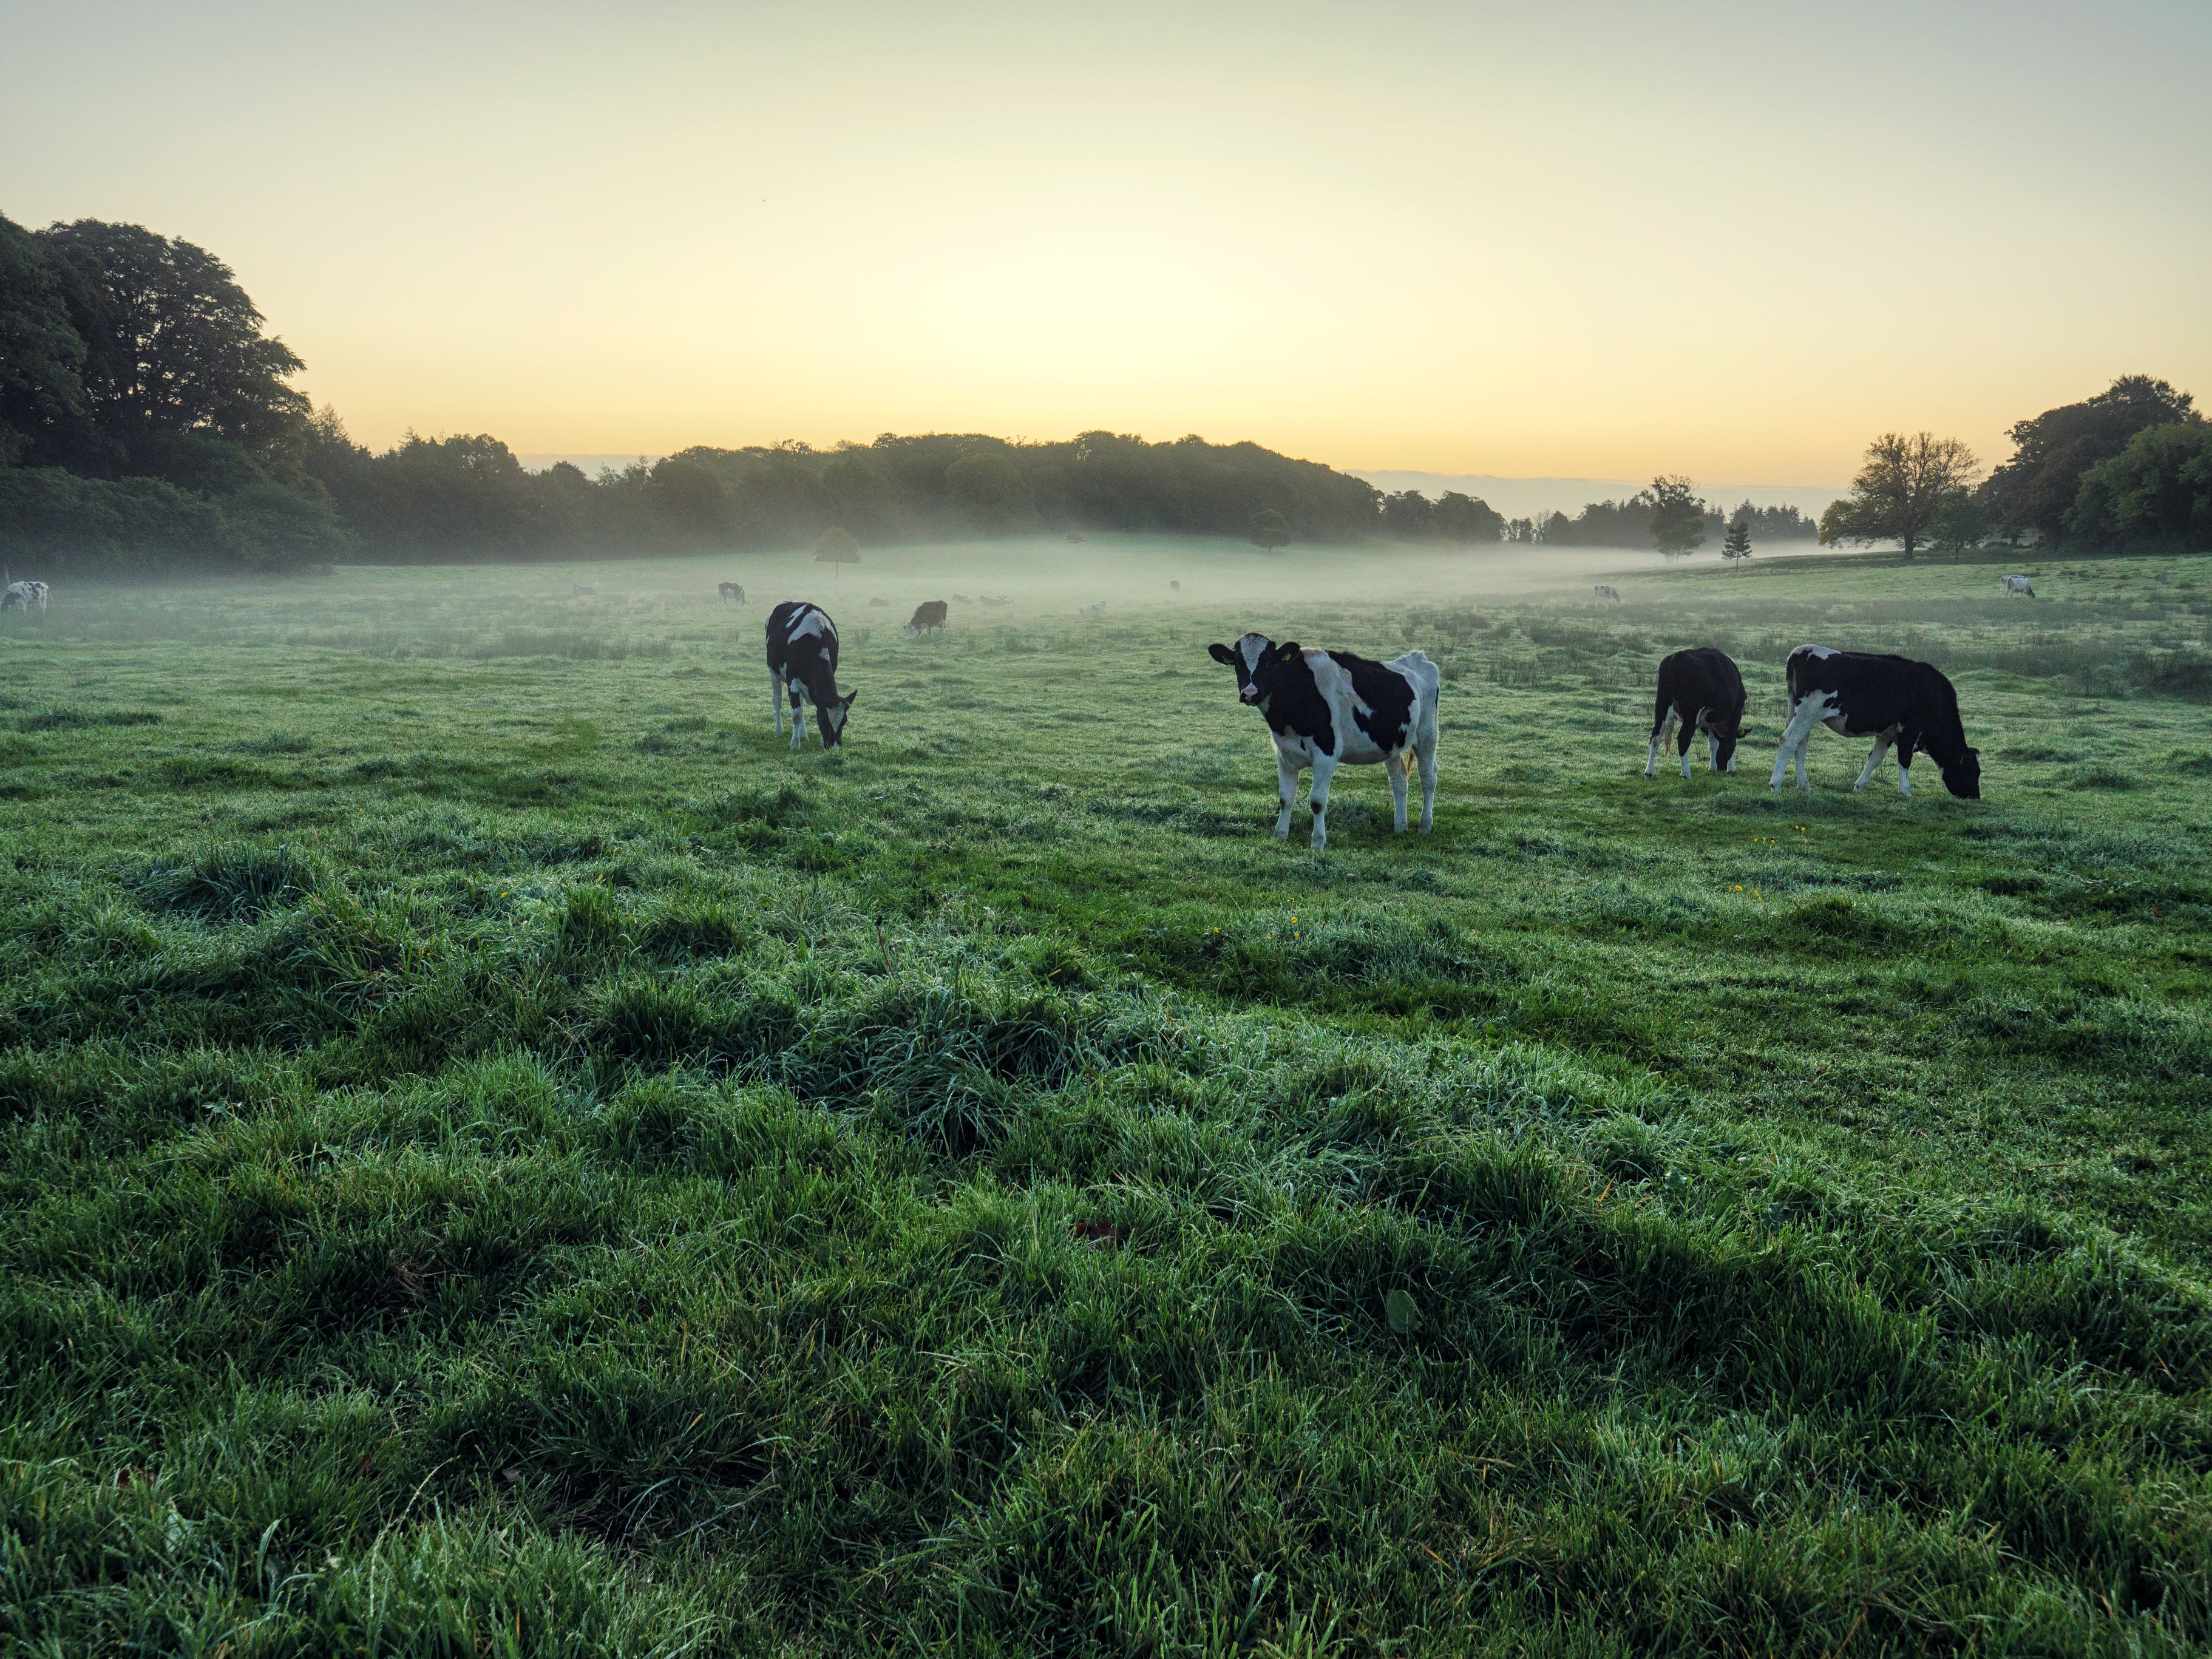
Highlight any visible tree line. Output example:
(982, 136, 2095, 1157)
(4, 211, 2202, 574)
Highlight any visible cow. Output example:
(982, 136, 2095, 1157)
(1593, 585, 1622, 605)
(572, 583, 598, 597)
(1080, 602, 1106, 615)
(1770, 645, 1981, 799)
(765, 601, 857, 750)
(1170, 580, 1181, 592)
(1207, 633, 1440, 850)
(719, 582, 745, 605)
(952, 593, 972, 604)
(2001, 575, 2035, 599)
(1646, 647, 1746, 780)
(906, 600, 949, 637)
(868, 596, 890, 607)
(979, 594, 1010, 607)
(2, 580, 49, 614)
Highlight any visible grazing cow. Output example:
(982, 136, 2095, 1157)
(952, 593, 972, 604)
(979, 594, 1009, 607)
(868, 595, 890, 607)
(2001, 575, 2035, 599)
(719, 581, 745, 605)
(1207, 634, 1440, 850)
(1646, 647, 1746, 779)
(1170, 580, 1181, 592)
(765, 601, 858, 750)
(1079, 602, 1106, 615)
(1771, 645, 1981, 798)
(906, 600, 949, 637)
(2, 580, 49, 614)
(1593, 585, 1622, 605)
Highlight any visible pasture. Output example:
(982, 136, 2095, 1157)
(2, 537, 2210, 1655)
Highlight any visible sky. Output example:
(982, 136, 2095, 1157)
(6, 1, 2208, 487)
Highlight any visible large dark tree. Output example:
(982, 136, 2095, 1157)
(1825, 432, 1979, 560)
(1984, 375, 2197, 542)
(0, 213, 90, 467)
(1431, 489, 1504, 545)
(1647, 475, 1706, 560)
(34, 219, 308, 472)
(2066, 422, 2212, 548)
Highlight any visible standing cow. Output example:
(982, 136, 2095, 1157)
(1770, 645, 1981, 798)
(1646, 647, 1746, 779)
(719, 582, 745, 605)
(2, 580, 49, 614)
(766, 601, 858, 750)
(1207, 634, 1440, 850)
(1593, 585, 1622, 605)
(905, 600, 948, 636)
(2001, 575, 2035, 599)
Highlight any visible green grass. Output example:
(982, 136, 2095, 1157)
(2, 537, 2210, 1655)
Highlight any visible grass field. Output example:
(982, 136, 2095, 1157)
(3, 536, 2210, 1655)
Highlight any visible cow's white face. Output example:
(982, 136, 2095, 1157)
(821, 691, 857, 745)
(1237, 634, 1271, 701)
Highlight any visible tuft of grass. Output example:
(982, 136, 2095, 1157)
(132, 841, 321, 920)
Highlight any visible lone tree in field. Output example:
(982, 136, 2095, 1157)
(813, 525, 861, 578)
(1647, 475, 1706, 561)
(1248, 506, 1291, 554)
(1825, 432, 1980, 560)
(1721, 511, 1752, 572)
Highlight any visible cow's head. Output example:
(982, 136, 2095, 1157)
(1942, 745, 1981, 798)
(818, 690, 858, 747)
(1208, 634, 1300, 706)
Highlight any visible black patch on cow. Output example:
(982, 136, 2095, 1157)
(908, 600, 948, 633)
(1786, 648, 1980, 798)
(1247, 641, 1335, 755)
(1653, 646, 1746, 771)
(1328, 651, 1415, 753)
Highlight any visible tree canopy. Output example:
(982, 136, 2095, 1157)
(1824, 432, 1980, 560)
(1984, 375, 2197, 543)
(1247, 506, 1291, 552)
(2066, 422, 2212, 548)
(1647, 475, 1706, 560)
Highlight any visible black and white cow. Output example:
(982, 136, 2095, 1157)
(1770, 645, 1981, 798)
(1207, 634, 1440, 849)
(2, 579, 49, 614)
(766, 601, 857, 750)
(2001, 574, 2035, 599)
(1593, 584, 1622, 605)
(719, 581, 745, 605)
(906, 600, 948, 637)
(1646, 646, 1746, 780)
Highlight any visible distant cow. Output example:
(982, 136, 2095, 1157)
(1208, 634, 1440, 850)
(952, 593, 972, 604)
(906, 600, 949, 637)
(1067, 533, 1085, 543)
(719, 582, 745, 605)
(1771, 645, 1981, 798)
(1646, 647, 1746, 779)
(1079, 602, 1106, 615)
(766, 601, 857, 750)
(2, 580, 49, 614)
(572, 583, 598, 597)
(1593, 585, 1622, 605)
(979, 594, 1010, 607)
(867, 595, 890, 607)
(2001, 575, 2035, 599)
(1170, 580, 1181, 592)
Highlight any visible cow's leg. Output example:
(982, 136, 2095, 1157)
(789, 687, 807, 750)
(1895, 731, 1918, 797)
(1385, 750, 1410, 832)
(1680, 710, 1698, 781)
(1308, 752, 1340, 850)
(1647, 707, 1677, 779)
(1852, 731, 1892, 792)
(1416, 736, 1437, 833)
(1706, 728, 1720, 772)
(1274, 749, 1300, 840)
(1770, 696, 1825, 791)
(770, 671, 784, 736)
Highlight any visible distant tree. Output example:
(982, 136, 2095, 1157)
(2066, 422, 2212, 548)
(1248, 506, 1291, 552)
(1380, 490, 1434, 538)
(0, 212, 89, 467)
(1928, 489, 1989, 558)
(33, 219, 308, 472)
(943, 450, 1033, 528)
(1827, 432, 1980, 560)
(1721, 512, 1752, 571)
(1431, 490, 1504, 545)
(1986, 375, 2198, 543)
(813, 524, 861, 575)
(1817, 500, 1851, 546)
(1647, 475, 1706, 561)
(1539, 510, 1573, 545)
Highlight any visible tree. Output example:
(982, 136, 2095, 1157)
(1986, 375, 2197, 543)
(1431, 490, 1505, 545)
(1647, 475, 1705, 561)
(0, 212, 89, 467)
(1379, 490, 1433, 538)
(1825, 432, 1979, 560)
(33, 219, 308, 472)
(1929, 489, 1989, 557)
(1721, 512, 1752, 571)
(943, 450, 1033, 528)
(1247, 506, 1290, 552)
(2066, 422, 2212, 548)
(813, 524, 861, 576)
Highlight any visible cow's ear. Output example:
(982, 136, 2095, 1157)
(1274, 642, 1301, 662)
(1207, 643, 1237, 665)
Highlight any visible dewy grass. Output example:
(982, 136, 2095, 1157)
(1, 540, 2210, 1655)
